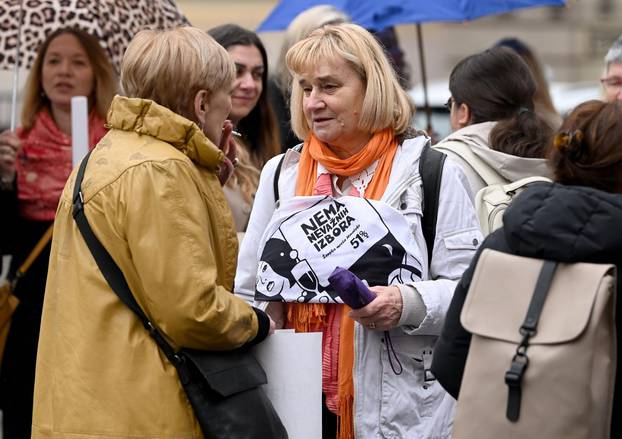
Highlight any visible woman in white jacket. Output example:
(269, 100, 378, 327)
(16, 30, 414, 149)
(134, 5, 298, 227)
(434, 47, 553, 196)
(235, 23, 481, 439)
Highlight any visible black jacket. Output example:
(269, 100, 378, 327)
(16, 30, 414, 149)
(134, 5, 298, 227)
(431, 182, 622, 436)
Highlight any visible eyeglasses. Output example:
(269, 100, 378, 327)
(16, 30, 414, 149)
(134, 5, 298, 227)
(444, 97, 453, 112)
(600, 76, 622, 90)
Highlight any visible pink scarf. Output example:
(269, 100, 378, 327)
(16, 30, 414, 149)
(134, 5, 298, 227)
(16, 109, 107, 221)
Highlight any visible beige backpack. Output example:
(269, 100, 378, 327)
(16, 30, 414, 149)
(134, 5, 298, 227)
(434, 141, 550, 235)
(475, 176, 551, 235)
(453, 249, 617, 439)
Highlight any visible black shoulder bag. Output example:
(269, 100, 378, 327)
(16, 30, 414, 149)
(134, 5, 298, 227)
(71, 150, 287, 439)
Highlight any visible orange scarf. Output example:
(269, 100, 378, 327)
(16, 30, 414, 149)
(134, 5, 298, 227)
(288, 128, 398, 438)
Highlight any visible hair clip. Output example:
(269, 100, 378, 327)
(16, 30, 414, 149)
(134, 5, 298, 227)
(553, 130, 585, 159)
(553, 132, 571, 150)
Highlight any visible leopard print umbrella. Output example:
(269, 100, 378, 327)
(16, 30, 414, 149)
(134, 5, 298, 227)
(0, 0, 190, 71)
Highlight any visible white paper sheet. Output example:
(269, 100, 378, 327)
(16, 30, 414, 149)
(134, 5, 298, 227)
(71, 96, 89, 168)
(254, 330, 322, 439)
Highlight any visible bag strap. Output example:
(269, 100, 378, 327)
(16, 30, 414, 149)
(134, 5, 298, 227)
(273, 154, 286, 204)
(504, 260, 557, 422)
(71, 150, 179, 364)
(14, 224, 54, 282)
(502, 176, 552, 193)
(419, 143, 446, 268)
(273, 143, 304, 205)
(434, 141, 505, 186)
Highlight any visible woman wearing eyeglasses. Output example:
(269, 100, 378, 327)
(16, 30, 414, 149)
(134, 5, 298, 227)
(434, 47, 553, 197)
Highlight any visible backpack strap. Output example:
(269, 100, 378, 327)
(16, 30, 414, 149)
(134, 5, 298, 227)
(474, 176, 552, 235)
(502, 176, 551, 193)
(419, 142, 446, 268)
(505, 259, 557, 422)
(273, 154, 286, 204)
(434, 141, 505, 186)
(273, 143, 303, 205)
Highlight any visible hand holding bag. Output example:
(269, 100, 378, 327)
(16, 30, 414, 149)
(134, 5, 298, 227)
(71, 150, 287, 439)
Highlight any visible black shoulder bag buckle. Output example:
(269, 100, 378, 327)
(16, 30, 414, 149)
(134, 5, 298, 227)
(72, 149, 287, 439)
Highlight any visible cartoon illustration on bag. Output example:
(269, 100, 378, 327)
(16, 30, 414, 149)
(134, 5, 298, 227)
(255, 195, 423, 304)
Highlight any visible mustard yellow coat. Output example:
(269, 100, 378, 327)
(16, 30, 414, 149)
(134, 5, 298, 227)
(32, 97, 260, 438)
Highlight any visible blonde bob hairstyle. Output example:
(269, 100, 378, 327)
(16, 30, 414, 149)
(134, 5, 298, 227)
(286, 23, 415, 140)
(274, 5, 350, 94)
(121, 27, 235, 120)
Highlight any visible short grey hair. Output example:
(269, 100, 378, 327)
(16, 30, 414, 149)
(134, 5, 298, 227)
(605, 35, 622, 68)
(274, 5, 350, 94)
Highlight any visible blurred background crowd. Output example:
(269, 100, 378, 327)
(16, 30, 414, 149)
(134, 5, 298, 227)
(1, 1, 621, 438)
(1, 0, 620, 134)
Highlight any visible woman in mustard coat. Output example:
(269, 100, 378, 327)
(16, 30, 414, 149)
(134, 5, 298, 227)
(32, 27, 272, 438)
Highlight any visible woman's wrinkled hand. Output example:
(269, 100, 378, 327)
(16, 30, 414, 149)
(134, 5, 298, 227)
(349, 285, 403, 331)
(218, 120, 238, 186)
(0, 130, 20, 183)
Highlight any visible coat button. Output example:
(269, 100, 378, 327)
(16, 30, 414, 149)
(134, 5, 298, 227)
(472, 238, 479, 246)
(400, 202, 407, 210)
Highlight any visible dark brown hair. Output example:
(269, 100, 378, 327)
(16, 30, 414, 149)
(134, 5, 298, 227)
(494, 38, 558, 120)
(548, 100, 622, 193)
(449, 46, 552, 158)
(208, 24, 281, 167)
(21, 27, 117, 129)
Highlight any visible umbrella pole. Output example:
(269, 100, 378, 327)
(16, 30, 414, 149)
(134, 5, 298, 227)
(10, 0, 24, 131)
(415, 23, 432, 134)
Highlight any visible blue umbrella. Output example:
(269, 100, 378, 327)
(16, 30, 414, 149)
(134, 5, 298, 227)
(258, 0, 565, 31)
(257, 0, 348, 32)
(258, 0, 566, 130)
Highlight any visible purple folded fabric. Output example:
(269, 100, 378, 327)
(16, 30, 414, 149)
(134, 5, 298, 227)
(328, 267, 376, 309)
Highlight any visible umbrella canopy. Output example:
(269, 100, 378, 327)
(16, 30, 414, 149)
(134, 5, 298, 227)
(257, 0, 566, 132)
(258, 0, 566, 31)
(1, 0, 189, 130)
(0, 0, 189, 71)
